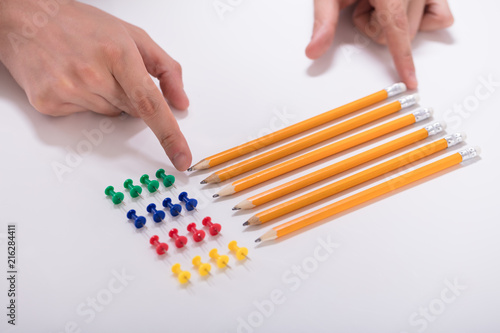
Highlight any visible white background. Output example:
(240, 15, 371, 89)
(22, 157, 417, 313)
(1, 1, 499, 332)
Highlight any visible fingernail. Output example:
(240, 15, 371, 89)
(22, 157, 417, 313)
(172, 152, 189, 171)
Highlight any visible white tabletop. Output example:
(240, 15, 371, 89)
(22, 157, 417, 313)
(1, 1, 499, 332)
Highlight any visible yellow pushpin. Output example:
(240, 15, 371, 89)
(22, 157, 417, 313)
(171, 263, 191, 284)
(192, 256, 212, 276)
(209, 248, 231, 268)
(228, 241, 249, 261)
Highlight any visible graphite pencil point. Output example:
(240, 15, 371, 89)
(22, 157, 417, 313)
(255, 238, 261, 243)
(200, 180, 207, 184)
(213, 194, 219, 198)
(242, 221, 249, 226)
(232, 207, 240, 211)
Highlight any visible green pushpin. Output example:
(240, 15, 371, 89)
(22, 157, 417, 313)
(140, 174, 161, 193)
(123, 179, 143, 199)
(104, 186, 125, 205)
(156, 169, 176, 189)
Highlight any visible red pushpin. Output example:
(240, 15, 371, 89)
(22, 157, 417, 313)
(187, 223, 205, 243)
(202, 216, 222, 236)
(150, 235, 169, 255)
(169, 228, 188, 248)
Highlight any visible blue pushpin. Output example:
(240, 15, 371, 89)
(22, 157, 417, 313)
(147, 203, 166, 223)
(179, 192, 198, 211)
(162, 197, 182, 217)
(126, 209, 146, 229)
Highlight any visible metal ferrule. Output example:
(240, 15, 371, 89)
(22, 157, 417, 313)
(398, 94, 419, 109)
(385, 82, 407, 97)
(458, 147, 480, 161)
(413, 107, 433, 123)
(425, 122, 444, 136)
(444, 133, 465, 147)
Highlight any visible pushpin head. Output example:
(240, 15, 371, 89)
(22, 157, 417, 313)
(178, 192, 188, 201)
(187, 223, 205, 242)
(150, 235, 159, 245)
(126, 209, 146, 229)
(134, 218, 146, 228)
(192, 256, 211, 276)
(228, 241, 248, 261)
(147, 203, 166, 222)
(172, 263, 191, 284)
(202, 216, 222, 236)
(162, 197, 182, 216)
(209, 249, 230, 268)
(156, 169, 176, 187)
(123, 179, 142, 198)
(168, 228, 188, 248)
(140, 174, 160, 193)
(179, 192, 198, 211)
(149, 235, 169, 255)
(105, 186, 124, 204)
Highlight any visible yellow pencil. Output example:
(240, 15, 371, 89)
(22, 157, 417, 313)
(245, 132, 464, 226)
(234, 122, 445, 210)
(214, 108, 433, 197)
(201, 94, 419, 184)
(189, 83, 407, 171)
(255, 147, 480, 243)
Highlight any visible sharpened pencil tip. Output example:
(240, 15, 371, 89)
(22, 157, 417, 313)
(232, 207, 240, 211)
(243, 221, 249, 226)
(200, 180, 207, 184)
(255, 238, 261, 243)
(213, 194, 219, 198)
(187, 167, 193, 172)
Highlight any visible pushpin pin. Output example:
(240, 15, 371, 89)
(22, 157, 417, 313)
(179, 192, 198, 211)
(156, 169, 177, 189)
(105, 186, 124, 205)
(192, 256, 211, 276)
(168, 228, 188, 248)
(202, 217, 222, 236)
(150, 235, 169, 255)
(187, 223, 205, 242)
(228, 241, 249, 261)
(162, 197, 183, 217)
(146, 203, 166, 223)
(171, 264, 191, 284)
(140, 174, 161, 193)
(126, 209, 146, 229)
(123, 179, 143, 199)
(209, 249, 230, 268)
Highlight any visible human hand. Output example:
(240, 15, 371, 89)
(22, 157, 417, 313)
(0, 0, 191, 170)
(305, 0, 454, 89)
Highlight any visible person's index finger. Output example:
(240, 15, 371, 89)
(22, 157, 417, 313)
(109, 45, 192, 170)
(375, 0, 418, 89)
(305, 0, 341, 59)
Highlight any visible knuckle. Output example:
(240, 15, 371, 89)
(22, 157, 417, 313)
(134, 26, 149, 37)
(391, 12, 409, 31)
(102, 42, 126, 61)
(172, 60, 182, 75)
(75, 63, 106, 86)
(135, 96, 161, 120)
(158, 131, 179, 152)
(30, 85, 64, 116)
